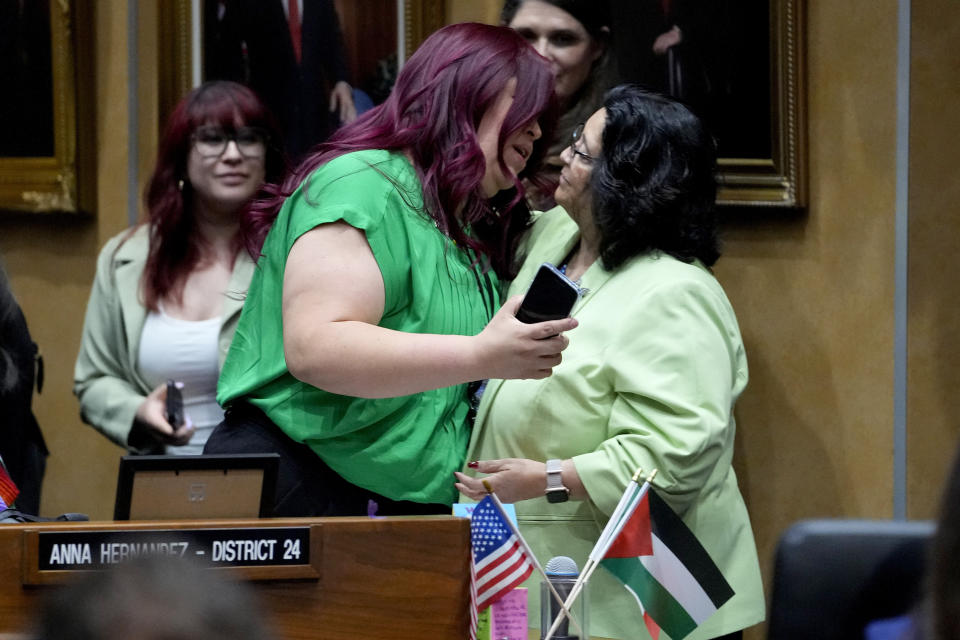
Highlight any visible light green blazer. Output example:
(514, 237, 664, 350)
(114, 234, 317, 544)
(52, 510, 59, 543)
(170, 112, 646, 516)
(465, 207, 765, 640)
(73, 226, 254, 450)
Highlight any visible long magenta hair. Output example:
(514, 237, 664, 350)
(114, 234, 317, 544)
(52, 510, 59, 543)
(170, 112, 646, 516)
(243, 22, 556, 278)
(138, 81, 285, 311)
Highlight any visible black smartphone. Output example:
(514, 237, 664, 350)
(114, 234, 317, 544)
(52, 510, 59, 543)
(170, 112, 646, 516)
(515, 262, 581, 324)
(165, 380, 184, 428)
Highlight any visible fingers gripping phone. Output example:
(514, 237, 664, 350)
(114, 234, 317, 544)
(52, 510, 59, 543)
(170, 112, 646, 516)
(515, 263, 581, 324)
(165, 380, 185, 429)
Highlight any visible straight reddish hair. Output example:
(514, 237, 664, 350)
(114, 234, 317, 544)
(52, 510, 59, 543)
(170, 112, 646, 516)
(138, 81, 285, 311)
(243, 22, 556, 278)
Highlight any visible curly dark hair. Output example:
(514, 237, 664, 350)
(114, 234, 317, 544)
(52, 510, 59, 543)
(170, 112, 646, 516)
(591, 84, 720, 270)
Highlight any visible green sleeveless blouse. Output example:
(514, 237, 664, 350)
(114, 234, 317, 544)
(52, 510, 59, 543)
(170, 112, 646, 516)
(217, 150, 499, 505)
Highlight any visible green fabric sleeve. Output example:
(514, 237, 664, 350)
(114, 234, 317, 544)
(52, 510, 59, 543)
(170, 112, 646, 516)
(574, 277, 745, 518)
(73, 235, 144, 450)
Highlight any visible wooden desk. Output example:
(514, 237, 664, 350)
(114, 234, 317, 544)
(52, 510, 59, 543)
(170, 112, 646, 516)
(0, 516, 471, 640)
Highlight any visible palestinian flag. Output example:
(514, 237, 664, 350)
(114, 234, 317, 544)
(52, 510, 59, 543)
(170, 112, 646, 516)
(600, 488, 734, 640)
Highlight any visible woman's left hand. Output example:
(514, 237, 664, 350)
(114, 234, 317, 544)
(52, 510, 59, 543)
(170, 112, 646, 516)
(454, 458, 546, 504)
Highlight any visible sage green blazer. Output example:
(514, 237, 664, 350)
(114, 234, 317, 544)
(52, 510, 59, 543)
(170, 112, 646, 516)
(73, 226, 254, 450)
(465, 207, 765, 640)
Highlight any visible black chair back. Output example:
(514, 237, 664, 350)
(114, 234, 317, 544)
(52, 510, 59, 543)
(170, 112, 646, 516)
(767, 518, 935, 640)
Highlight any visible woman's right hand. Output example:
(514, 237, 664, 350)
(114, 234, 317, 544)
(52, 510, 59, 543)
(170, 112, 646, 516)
(132, 383, 195, 447)
(474, 295, 578, 380)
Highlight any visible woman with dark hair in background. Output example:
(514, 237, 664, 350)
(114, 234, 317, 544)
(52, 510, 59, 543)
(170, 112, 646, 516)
(205, 23, 576, 518)
(457, 85, 765, 639)
(74, 81, 285, 456)
(501, 0, 617, 209)
(0, 263, 47, 515)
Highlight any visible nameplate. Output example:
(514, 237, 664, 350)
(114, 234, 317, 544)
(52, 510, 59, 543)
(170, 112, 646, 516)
(34, 527, 310, 571)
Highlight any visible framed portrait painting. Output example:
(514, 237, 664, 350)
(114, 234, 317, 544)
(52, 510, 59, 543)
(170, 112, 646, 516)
(0, 0, 89, 213)
(158, 0, 447, 139)
(612, 0, 806, 208)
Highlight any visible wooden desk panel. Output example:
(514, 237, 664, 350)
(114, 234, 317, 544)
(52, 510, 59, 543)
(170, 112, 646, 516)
(0, 516, 471, 640)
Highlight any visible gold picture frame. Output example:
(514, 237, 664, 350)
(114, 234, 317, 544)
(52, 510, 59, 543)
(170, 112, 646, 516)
(0, 0, 89, 213)
(158, 0, 447, 127)
(402, 0, 446, 61)
(158, 0, 802, 208)
(716, 0, 806, 208)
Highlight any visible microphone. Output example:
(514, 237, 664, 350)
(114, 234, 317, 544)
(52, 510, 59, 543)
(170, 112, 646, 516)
(541, 556, 580, 640)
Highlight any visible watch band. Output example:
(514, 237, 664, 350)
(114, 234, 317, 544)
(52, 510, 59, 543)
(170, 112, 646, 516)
(545, 459, 569, 503)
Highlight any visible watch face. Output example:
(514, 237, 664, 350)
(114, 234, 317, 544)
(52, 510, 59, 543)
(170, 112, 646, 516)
(546, 488, 569, 504)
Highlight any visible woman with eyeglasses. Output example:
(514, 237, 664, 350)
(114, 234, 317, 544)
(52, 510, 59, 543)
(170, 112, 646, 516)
(74, 81, 285, 455)
(456, 85, 764, 639)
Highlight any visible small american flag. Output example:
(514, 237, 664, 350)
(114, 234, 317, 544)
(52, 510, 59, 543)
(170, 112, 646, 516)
(0, 462, 18, 509)
(471, 495, 534, 612)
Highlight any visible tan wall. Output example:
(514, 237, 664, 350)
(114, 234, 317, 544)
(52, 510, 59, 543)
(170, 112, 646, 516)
(447, 2, 500, 25)
(716, 3, 899, 636)
(1, 0, 956, 635)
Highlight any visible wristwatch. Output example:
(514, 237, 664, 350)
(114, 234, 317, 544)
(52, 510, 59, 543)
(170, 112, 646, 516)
(545, 459, 570, 503)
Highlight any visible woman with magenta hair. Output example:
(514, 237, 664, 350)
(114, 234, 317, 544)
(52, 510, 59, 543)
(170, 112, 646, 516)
(204, 22, 576, 517)
(74, 81, 285, 455)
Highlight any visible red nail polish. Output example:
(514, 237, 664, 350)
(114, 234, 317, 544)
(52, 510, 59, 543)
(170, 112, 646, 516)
(467, 461, 479, 469)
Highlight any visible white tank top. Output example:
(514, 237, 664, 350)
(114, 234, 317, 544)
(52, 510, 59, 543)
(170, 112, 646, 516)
(137, 308, 223, 455)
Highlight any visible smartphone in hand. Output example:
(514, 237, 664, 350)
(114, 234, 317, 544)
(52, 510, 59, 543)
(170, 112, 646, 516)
(165, 380, 185, 428)
(515, 262, 581, 324)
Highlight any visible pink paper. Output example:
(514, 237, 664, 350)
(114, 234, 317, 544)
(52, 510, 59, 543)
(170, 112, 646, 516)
(490, 587, 528, 640)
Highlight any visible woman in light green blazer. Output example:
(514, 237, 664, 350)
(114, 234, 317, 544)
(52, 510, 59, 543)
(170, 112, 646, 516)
(456, 86, 764, 640)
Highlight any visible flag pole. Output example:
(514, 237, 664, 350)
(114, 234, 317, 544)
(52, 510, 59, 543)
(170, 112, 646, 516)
(565, 466, 646, 605)
(543, 469, 657, 640)
(564, 471, 658, 606)
(578, 470, 657, 592)
(593, 469, 658, 561)
(592, 467, 649, 561)
(480, 481, 585, 638)
(562, 467, 647, 605)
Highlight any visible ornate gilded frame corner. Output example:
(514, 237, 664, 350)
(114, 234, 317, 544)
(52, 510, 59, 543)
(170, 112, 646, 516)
(0, 0, 85, 213)
(403, 0, 446, 61)
(717, 0, 807, 209)
(158, 0, 194, 132)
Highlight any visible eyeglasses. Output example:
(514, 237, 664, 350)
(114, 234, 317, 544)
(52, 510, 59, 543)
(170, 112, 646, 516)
(570, 123, 596, 163)
(191, 126, 269, 159)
